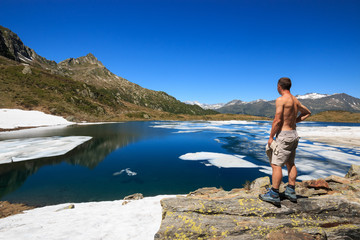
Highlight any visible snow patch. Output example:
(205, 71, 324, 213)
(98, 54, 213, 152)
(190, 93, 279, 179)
(0, 195, 177, 240)
(184, 101, 225, 109)
(0, 109, 73, 130)
(296, 93, 331, 100)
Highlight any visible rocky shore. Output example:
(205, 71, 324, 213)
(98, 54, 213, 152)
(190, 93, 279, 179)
(0, 201, 34, 219)
(155, 165, 360, 239)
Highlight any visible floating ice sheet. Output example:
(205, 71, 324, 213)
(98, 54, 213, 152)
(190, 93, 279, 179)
(0, 136, 92, 164)
(113, 168, 137, 176)
(180, 152, 258, 168)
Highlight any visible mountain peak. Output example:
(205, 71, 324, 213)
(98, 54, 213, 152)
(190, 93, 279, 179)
(296, 93, 331, 100)
(86, 53, 95, 58)
(185, 101, 225, 110)
(59, 53, 104, 67)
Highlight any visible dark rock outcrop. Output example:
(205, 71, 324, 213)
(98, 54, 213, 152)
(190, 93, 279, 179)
(155, 165, 360, 239)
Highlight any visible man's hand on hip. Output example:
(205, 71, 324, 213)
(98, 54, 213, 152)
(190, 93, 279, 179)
(268, 138, 274, 147)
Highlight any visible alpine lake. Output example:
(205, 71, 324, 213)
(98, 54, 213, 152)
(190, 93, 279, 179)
(1, 120, 360, 206)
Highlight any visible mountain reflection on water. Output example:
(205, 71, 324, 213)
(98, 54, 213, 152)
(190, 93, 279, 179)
(0, 122, 166, 204)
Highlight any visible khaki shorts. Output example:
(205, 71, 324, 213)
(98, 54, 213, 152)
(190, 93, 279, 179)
(271, 130, 299, 167)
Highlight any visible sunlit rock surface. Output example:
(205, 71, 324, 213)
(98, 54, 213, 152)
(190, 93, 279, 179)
(155, 165, 360, 239)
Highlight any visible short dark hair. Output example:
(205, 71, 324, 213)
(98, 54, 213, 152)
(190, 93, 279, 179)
(278, 77, 291, 90)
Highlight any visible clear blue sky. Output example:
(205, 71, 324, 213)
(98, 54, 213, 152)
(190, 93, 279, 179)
(1, 0, 359, 103)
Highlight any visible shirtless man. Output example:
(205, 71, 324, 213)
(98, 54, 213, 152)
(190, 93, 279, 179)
(259, 77, 311, 206)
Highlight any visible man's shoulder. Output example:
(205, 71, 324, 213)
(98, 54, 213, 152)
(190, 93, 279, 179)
(276, 96, 285, 103)
(278, 94, 298, 101)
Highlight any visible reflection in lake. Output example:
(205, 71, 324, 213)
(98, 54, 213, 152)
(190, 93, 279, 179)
(1, 121, 359, 206)
(0, 122, 167, 205)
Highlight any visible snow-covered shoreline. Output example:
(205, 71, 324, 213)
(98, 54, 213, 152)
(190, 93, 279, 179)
(0, 195, 178, 240)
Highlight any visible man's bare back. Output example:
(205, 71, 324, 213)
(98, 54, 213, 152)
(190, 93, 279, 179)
(269, 88, 311, 145)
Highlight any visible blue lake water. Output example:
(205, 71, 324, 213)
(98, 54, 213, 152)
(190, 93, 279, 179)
(0, 121, 359, 206)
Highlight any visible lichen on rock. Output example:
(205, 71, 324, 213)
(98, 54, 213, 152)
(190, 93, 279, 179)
(155, 165, 360, 239)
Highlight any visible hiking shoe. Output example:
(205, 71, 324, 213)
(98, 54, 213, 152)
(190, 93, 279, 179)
(284, 185, 297, 203)
(259, 188, 280, 207)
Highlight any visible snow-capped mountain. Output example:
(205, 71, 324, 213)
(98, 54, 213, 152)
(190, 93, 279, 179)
(184, 101, 225, 110)
(296, 93, 332, 100)
(188, 93, 360, 118)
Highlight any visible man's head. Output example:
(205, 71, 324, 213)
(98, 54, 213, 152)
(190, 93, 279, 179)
(277, 77, 292, 91)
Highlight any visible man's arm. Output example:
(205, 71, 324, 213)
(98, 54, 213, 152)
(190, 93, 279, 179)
(268, 98, 284, 146)
(296, 102, 311, 123)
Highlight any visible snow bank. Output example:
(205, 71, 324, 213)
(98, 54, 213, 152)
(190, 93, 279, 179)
(0, 136, 92, 164)
(0, 195, 177, 240)
(0, 109, 73, 130)
(297, 126, 360, 147)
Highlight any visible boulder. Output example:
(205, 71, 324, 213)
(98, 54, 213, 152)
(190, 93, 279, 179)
(250, 176, 270, 190)
(302, 179, 330, 190)
(155, 166, 360, 240)
(22, 65, 32, 74)
(123, 193, 143, 201)
(325, 175, 351, 185)
(345, 164, 360, 179)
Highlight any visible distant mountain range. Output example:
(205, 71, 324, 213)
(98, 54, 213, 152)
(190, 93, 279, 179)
(184, 101, 226, 110)
(186, 93, 360, 118)
(0, 25, 216, 120)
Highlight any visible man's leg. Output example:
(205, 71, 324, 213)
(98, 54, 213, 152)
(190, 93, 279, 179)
(285, 162, 298, 202)
(286, 162, 297, 186)
(259, 163, 282, 206)
(271, 164, 283, 189)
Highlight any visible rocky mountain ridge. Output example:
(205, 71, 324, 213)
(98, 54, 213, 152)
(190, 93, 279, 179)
(0, 25, 216, 117)
(188, 93, 360, 118)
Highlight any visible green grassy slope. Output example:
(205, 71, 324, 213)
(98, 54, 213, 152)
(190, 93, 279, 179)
(308, 110, 360, 123)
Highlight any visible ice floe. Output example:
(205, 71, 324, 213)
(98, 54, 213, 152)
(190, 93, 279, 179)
(0, 195, 177, 240)
(0, 136, 92, 164)
(179, 152, 258, 168)
(113, 168, 137, 176)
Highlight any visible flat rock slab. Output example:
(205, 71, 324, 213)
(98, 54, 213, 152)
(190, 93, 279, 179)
(155, 188, 360, 239)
